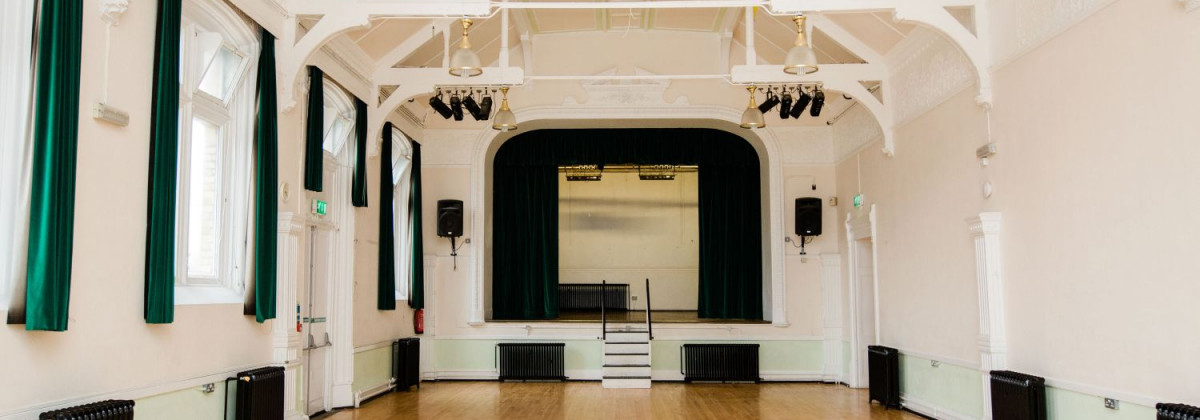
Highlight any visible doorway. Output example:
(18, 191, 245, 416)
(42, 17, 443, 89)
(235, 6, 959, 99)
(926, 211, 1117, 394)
(845, 205, 879, 389)
(304, 226, 333, 415)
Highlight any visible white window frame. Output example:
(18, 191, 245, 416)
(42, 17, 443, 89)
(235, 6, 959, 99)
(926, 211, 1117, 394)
(392, 130, 414, 301)
(0, 0, 37, 312)
(174, 0, 259, 305)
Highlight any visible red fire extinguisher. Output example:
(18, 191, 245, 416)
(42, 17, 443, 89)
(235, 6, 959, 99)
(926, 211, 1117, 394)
(414, 309, 424, 334)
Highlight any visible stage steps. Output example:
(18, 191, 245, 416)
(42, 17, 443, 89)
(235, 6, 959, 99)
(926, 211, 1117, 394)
(602, 325, 651, 389)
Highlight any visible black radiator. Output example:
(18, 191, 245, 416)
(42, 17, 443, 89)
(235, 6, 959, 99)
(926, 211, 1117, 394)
(1158, 403, 1200, 419)
(40, 400, 134, 420)
(227, 366, 284, 420)
(990, 370, 1046, 420)
(680, 344, 760, 382)
(558, 284, 628, 311)
(867, 345, 901, 409)
(393, 337, 421, 391)
(497, 343, 567, 381)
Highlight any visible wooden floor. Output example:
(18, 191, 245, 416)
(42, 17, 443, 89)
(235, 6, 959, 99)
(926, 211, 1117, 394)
(318, 381, 922, 420)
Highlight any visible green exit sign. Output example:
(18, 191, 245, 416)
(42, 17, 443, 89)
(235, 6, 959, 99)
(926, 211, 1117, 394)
(312, 199, 327, 216)
(853, 194, 864, 208)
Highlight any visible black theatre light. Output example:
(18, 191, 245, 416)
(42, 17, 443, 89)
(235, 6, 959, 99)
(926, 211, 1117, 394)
(475, 94, 493, 121)
(790, 89, 812, 119)
(429, 91, 453, 119)
(809, 88, 825, 117)
(450, 92, 464, 121)
(757, 89, 780, 114)
(463, 92, 482, 120)
(779, 90, 794, 120)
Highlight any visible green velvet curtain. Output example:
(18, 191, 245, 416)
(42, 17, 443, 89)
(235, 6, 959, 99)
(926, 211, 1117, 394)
(303, 66, 323, 192)
(23, 0, 84, 332)
(491, 129, 762, 320)
(377, 124, 396, 310)
(251, 29, 279, 323)
(351, 98, 368, 207)
(143, 0, 182, 325)
(408, 142, 425, 310)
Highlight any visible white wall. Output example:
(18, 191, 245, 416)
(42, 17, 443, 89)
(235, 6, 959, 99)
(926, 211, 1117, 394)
(558, 172, 700, 310)
(834, 0, 1200, 406)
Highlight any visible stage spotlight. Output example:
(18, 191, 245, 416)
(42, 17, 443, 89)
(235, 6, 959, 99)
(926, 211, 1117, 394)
(757, 89, 780, 114)
(429, 91, 453, 119)
(475, 94, 493, 121)
(779, 90, 794, 120)
(463, 92, 482, 120)
(790, 88, 812, 119)
(810, 88, 825, 117)
(450, 92, 464, 121)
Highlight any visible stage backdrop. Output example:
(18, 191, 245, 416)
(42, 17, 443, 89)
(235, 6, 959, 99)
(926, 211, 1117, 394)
(492, 129, 762, 320)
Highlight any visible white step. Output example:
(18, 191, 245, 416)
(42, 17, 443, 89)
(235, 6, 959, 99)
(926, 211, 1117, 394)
(602, 377, 652, 389)
(604, 342, 649, 354)
(604, 331, 649, 343)
(603, 365, 651, 377)
(603, 354, 649, 365)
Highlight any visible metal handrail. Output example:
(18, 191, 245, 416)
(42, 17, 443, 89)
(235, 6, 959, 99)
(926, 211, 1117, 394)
(644, 278, 653, 340)
(600, 280, 607, 341)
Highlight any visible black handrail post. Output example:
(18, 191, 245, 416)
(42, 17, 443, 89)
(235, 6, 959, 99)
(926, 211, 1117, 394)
(600, 280, 607, 341)
(644, 278, 652, 340)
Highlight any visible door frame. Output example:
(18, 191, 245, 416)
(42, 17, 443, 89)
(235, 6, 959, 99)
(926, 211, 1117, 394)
(845, 204, 879, 389)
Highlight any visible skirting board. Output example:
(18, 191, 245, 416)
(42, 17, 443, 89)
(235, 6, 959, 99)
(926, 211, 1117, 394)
(901, 394, 979, 420)
(354, 379, 396, 407)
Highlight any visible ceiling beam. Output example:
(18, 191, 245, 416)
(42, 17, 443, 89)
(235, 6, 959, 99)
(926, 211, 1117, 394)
(372, 19, 454, 79)
(808, 14, 884, 64)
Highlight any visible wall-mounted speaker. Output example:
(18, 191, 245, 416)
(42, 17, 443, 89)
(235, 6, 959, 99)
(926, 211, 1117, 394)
(795, 197, 822, 237)
(437, 200, 463, 238)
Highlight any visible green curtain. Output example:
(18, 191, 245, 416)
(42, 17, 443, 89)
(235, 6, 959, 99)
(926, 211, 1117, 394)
(251, 29, 279, 323)
(23, 0, 83, 332)
(351, 99, 368, 207)
(144, 0, 182, 325)
(408, 142, 424, 310)
(303, 66, 323, 192)
(377, 124, 396, 310)
(491, 129, 762, 320)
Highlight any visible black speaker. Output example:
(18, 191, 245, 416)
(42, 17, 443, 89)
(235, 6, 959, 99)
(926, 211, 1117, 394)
(437, 200, 463, 238)
(795, 197, 822, 237)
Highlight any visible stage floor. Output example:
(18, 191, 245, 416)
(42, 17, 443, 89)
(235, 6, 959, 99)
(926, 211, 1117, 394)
(491, 310, 770, 324)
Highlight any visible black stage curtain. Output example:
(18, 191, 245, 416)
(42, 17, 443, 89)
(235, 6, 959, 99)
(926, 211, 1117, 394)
(491, 129, 762, 320)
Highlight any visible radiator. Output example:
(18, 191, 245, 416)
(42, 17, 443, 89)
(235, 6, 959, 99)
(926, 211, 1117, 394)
(558, 284, 628, 311)
(497, 343, 567, 381)
(990, 370, 1046, 420)
(867, 345, 901, 408)
(393, 337, 421, 391)
(39, 400, 134, 420)
(1158, 403, 1200, 419)
(228, 366, 285, 420)
(680, 344, 760, 382)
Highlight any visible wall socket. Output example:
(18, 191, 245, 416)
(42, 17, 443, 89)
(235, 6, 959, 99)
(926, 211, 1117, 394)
(1104, 398, 1120, 410)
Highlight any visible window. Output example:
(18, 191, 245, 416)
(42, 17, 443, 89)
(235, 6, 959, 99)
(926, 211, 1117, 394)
(0, 0, 37, 311)
(392, 131, 414, 300)
(321, 79, 355, 155)
(174, 0, 259, 305)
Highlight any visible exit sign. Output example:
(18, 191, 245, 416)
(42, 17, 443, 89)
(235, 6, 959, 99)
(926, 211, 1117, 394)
(853, 194, 864, 208)
(312, 199, 327, 216)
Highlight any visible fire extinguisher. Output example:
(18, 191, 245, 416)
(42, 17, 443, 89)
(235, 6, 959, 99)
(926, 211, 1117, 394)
(414, 309, 425, 334)
(296, 304, 302, 333)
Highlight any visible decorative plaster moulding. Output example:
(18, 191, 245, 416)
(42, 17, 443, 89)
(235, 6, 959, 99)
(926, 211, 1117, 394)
(1181, 0, 1200, 12)
(100, 0, 130, 26)
(562, 67, 689, 107)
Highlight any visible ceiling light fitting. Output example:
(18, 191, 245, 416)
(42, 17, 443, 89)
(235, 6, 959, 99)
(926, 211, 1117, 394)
(741, 86, 766, 129)
(744, 84, 825, 121)
(492, 86, 518, 132)
(449, 18, 483, 77)
(783, 15, 819, 75)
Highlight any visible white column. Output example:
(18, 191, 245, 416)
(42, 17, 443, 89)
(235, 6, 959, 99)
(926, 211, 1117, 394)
(820, 254, 843, 383)
(968, 212, 1005, 419)
(275, 212, 304, 420)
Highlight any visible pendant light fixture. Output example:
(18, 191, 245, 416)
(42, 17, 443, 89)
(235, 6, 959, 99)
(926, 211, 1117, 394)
(449, 18, 483, 77)
(740, 86, 766, 129)
(783, 15, 819, 75)
(492, 87, 518, 131)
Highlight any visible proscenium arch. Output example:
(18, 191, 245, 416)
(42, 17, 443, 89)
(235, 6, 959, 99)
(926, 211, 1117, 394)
(462, 105, 791, 327)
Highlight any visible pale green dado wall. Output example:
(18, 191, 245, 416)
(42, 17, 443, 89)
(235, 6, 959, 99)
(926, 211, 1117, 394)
(131, 368, 304, 420)
(897, 353, 1157, 420)
(353, 346, 395, 394)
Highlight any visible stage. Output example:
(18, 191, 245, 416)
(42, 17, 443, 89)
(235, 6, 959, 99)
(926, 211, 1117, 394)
(490, 310, 770, 324)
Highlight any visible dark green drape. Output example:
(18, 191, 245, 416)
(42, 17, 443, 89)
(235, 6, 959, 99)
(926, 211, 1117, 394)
(252, 29, 279, 323)
(24, 0, 83, 332)
(377, 124, 396, 310)
(351, 99, 368, 207)
(303, 66, 323, 192)
(491, 129, 762, 320)
(144, 0, 182, 325)
(408, 142, 424, 310)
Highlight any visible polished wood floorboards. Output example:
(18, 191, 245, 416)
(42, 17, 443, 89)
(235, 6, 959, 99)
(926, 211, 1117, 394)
(319, 381, 923, 420)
